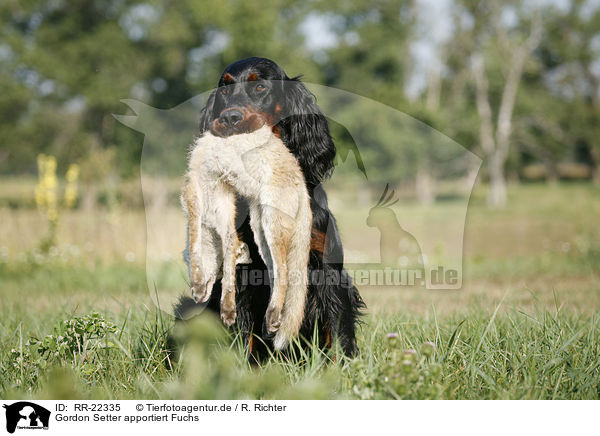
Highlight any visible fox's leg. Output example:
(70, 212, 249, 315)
(218, 189, 240, 327)
(272, 193, 311, 350)
(191, 227, 220, 303)
(262, 206, 294, 334)
(182, 176, 221, 303)
(249, 206, 273, 287)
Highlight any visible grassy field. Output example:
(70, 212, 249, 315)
(0, 181, 599, 399)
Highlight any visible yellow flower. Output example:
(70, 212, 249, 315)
(65, 164, 80, 183)
(64, 164, 80, 208)
(35, 154, 60, 223)
(35, 154, 80, 239)
(45, 155, 57, 173)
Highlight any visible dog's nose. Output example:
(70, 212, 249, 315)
(219, 109, 243, 127)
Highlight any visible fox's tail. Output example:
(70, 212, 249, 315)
(273, 197, 312, 350)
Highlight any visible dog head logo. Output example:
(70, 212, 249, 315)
(3, 402, 50, 433)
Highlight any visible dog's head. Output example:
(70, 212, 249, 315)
(201, 57, 287, 137)
(198, 57, 336, 188)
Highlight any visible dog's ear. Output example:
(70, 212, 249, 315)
(278, 78, 336, 189)
(198, 90, 217, 133)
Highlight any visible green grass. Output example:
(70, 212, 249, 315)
(0, 182, 599, 399)
(1, 285, 598, 399)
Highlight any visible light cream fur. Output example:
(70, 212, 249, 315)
(182, 126, 312, 350)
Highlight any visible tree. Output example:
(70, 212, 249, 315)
(313, 0, 446, 199)
(465, 2, 542, 207)
(540, 0, 600, 185)
(0, 0, 323, 177)
(0, 0, 148, 176)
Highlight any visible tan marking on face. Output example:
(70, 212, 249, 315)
(223, 73, 233, 84)
(247, 73, 258, 81)
(210, 106, 269, 136)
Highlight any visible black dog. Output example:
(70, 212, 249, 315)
(175, 57, 365, 360)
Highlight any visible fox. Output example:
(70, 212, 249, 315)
(181, 125, 312, 350)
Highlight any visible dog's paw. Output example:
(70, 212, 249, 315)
(265, 305, 282, 333)
(190, 283, 211, 304)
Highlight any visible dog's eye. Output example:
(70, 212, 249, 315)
(256, 84, 265, 92)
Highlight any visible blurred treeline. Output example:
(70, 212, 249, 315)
(1, 0, 599, 207)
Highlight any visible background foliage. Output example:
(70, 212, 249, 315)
(2, 0, 599, 194)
